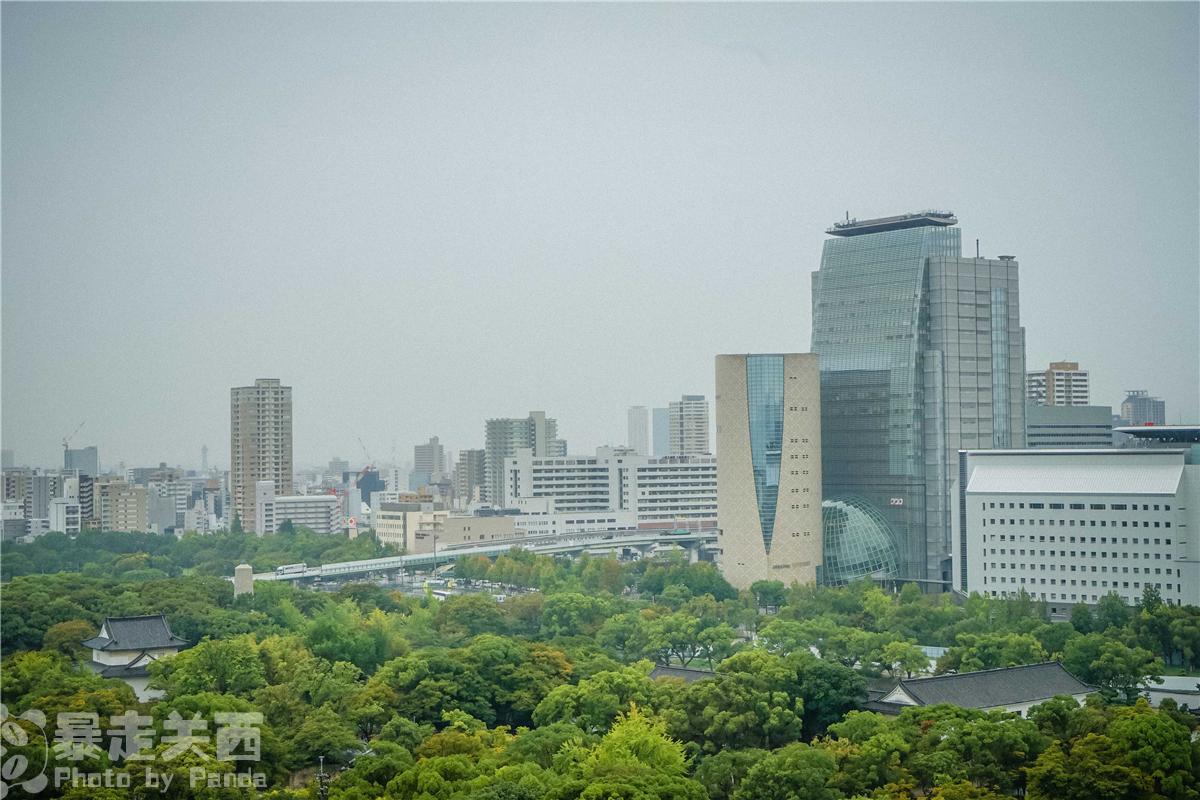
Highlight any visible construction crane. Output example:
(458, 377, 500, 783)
(62, 421, 86, 454)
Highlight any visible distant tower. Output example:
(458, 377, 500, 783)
(233, 563, 254, 597)
(201, 445, 209, 472)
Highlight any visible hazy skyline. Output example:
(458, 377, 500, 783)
(3, 3, 1197, 471)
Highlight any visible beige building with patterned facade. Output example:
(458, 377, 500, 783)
(715, 353, 823, 589)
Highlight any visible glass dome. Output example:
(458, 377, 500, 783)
(818, 495, 901, 587)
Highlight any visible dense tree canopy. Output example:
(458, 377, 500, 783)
(2, 539, 1197, 800)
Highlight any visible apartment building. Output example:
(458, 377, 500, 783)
(231, 378, 293, 533)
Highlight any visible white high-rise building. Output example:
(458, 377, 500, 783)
(1027, 362, 1090, 406)
(627, 406, 649, 455)
(669, 395, 710, 456)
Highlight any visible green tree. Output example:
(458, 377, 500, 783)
(732, 741, 840, 800)
(1070, 603, 1095, 634)
(1096, 592, 1132, 631)
(878, 639, 929, 678)
(151, 634, 264, 696)
(41, 619, 98, 662)
(1062, 633, 1163, 704)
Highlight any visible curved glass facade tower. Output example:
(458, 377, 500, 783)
(716, 354, 823, 590)
(810, 212, 1025, 586)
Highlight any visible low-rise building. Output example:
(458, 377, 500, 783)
(502, 446, 717, 525)
(48, 497, 81, 533)
(876, 661, 1092, 717)
(374, 502, 449, 552)
(254, 479, 341, 535)
(955, 447, 1199, 616)
(82, 615, 188, 701)
(1026, 405, 1113, 449)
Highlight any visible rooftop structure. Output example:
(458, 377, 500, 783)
(1115, 425, 1200, 444)
(879, 661, 1092, 715)
(826, 210, 957, 237)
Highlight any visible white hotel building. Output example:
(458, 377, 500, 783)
(503, 446, 716, 527)
(956, 448, 1199, 616)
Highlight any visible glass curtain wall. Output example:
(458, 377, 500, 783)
(746, 355, 784, 553)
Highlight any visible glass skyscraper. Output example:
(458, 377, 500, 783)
(810, 211, 1025, 586)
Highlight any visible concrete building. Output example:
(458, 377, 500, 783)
(1120, 390, 1166, 427)
(414, 437, 447, 482)
(627, 406, 649, 456)
(255, 479, 340, 535)
(811, 211, 1026, 586)
(1026, 405, 1114, 449)
(374, 501, 450, 552)
(64, 446, 99, 477)
(95, 480, 148, 532)
(669, 395, 710, 456)
(502, 446, 717, 525)
(48, 497, 81, 534)
(652, 407, 669, 457)
(715, 354, 824, 589)
(955, 447, 1199, 615)
(82, 615, 187, 702)
(328, 457, 349, 477)
(453, 449, 487, 509)
(485, 412, 567, 506)
(231, 378, 293, 533)
(26, 474, 60, 520)
(1, 450, 12, 469)
(1027, 362, 1090, 406)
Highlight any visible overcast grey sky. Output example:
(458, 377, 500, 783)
(3, 2, 1197, 472)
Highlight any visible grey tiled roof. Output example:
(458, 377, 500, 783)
(650, 665, 716, 683)
(895, 661, 1091, 709)
(86, 660, 152, 679)
(81, 615, 188, 651)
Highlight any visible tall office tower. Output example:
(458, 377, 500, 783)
(64, 446, 99, 477)
(328, 457, 349, 476)
(1120, 390, 1166, 426)
(715, 354, 823, 589)
(230, 378, 293, 533)
(414, 437, 447, 481)
(453, 449, 486, 508)
(2, 450, 14, 469)
(1026, 361, 1090, 406)
(652, 408, 669, 456)
(669, 395, 711, 456)
(485, 411, 566, 505)
(627, 406, 649, 455)
(811, 211, 1025, 585)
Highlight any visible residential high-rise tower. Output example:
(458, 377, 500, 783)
(230, 378, 293, 533)
(1120, 390, 1166, 426)
(811, 211, 1025, 585)
(484, 412, 566, 506)
(669, 395, 710, 456)
(715, 354, 823, 589)
(1027, 361, 1089, 406)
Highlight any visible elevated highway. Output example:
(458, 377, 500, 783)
(243, 526, 719, 583)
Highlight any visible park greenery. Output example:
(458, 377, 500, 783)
(2, 528, 1199, 799)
